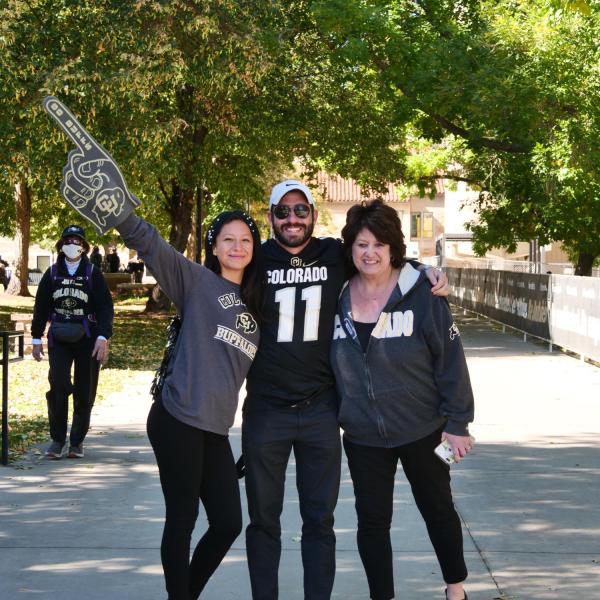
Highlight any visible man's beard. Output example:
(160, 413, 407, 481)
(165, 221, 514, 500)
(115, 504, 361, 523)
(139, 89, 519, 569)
(272, 220, 315, 248)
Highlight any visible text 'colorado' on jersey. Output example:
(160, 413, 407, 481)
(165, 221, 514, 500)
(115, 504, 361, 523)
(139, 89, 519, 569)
(267, 265, 329, 285)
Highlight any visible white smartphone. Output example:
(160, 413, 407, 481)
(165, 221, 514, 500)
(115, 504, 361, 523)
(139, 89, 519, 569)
(434, 439, 456, 465)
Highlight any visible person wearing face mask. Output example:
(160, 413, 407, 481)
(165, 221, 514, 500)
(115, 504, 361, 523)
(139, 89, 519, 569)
(31, 225, 114, 460)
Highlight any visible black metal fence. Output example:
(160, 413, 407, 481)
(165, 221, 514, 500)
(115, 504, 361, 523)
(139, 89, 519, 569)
(0, 332, 25, 465)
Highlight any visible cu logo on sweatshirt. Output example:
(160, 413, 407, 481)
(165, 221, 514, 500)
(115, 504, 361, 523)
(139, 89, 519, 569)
(449, 323, 460, 340)
(236, 312, 257, 334)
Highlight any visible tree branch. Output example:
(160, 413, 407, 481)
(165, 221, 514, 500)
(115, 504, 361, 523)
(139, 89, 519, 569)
(428, 111, 532, 153)
(371, 56, 534, 154)
(418, 174, 482, 186)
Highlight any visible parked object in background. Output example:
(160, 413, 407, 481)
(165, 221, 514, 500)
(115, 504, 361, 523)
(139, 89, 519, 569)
(0, 256, 8, 291)
(126, 256, 145, 283)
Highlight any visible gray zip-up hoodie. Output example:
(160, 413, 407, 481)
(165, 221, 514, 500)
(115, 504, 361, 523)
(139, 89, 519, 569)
(330, 262, 474, 448)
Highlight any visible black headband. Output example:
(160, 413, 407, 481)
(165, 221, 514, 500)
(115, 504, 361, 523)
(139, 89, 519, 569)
(206, 210, 260, 246)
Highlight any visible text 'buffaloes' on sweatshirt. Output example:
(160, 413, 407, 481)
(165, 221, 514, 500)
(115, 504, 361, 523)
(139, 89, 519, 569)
(330, 262, 474, 448)
(117, 215, 260, 436)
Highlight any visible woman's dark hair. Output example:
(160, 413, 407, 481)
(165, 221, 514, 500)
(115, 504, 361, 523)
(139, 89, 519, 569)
(204, 210, 265, 321)
(341, 199, 406, 278)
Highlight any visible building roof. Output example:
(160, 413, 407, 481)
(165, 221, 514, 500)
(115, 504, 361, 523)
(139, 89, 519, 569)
(311, 172, 445, 203)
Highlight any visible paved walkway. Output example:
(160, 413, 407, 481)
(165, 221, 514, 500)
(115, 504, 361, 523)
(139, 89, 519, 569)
(1, 314, 599, 599)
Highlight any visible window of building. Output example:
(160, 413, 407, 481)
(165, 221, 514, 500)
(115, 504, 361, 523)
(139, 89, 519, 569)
(410, 211, 434, 239)
(410, 213, 421, 239)
(422, 212, 434, 239)
(37, 255, 51, 272)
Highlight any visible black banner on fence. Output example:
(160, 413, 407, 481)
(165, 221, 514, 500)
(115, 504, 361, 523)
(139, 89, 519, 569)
(446, 268, 488, 314)
(447, 268, 551, 340)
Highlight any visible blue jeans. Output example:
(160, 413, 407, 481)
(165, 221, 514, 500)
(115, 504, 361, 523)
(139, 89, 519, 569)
(242, 394, 341, 600)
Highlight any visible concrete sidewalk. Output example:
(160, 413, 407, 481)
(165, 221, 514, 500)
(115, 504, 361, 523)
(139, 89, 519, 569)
(1, 314, 599, 599)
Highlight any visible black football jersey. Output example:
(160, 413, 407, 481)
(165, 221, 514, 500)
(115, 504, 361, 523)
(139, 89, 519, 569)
(245, 237, 346, 408)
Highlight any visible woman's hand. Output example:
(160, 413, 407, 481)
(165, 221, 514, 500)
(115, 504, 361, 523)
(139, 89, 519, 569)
(442, 432, 475, 464)
(92, 338, 109, 365)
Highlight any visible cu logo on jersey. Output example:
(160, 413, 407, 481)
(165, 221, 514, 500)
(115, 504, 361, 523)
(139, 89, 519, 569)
(449, 323, 460, 340)
(236, 312, 257, 334)
(62, 297, 77, 310)
(290, 256, 303, 267)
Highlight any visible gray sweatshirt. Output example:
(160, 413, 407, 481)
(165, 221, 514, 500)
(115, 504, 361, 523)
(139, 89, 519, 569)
(330, 262, 474, 448)
(117, 215, 260, 435)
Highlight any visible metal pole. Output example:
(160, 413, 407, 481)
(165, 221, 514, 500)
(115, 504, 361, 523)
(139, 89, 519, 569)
(2, 334, 9, 466)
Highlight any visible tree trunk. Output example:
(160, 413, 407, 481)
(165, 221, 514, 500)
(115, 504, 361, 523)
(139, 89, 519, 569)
(144, 181, 195, 313)
(194, 187, 204, 264)
(7, 179, 32, 297)
(167, 187, 195, 251)
(574, 252, 594, 276)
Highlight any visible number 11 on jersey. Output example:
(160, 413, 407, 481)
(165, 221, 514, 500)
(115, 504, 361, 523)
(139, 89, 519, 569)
(274, 285, 322, 342)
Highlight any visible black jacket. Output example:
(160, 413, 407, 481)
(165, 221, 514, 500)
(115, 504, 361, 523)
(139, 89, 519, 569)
(32, 255, 114, 340)
(330, 262, 474, 448)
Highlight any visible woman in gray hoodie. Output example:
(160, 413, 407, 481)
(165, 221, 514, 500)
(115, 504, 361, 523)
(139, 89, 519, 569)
(117, 210, 264, 600)
(330, 200, 475, 600)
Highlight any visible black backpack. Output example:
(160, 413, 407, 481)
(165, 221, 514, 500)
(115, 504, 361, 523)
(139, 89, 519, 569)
(150, 315, 182, 402)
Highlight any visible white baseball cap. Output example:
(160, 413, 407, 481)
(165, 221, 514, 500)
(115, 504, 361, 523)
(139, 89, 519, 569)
(269, 180, 315, 208)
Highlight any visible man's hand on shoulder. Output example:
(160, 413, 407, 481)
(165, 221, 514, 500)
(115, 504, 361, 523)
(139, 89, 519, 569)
(424, 267, 449, 296)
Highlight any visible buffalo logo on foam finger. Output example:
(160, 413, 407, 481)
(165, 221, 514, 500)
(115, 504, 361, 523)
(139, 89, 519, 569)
(42, 96, 140, 235)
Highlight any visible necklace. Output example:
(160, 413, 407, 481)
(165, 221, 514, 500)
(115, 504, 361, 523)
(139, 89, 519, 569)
(352, 268, 397, 303)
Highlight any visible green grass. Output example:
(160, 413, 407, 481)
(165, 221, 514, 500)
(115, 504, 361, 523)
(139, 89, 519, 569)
(1, 293, 171, 461)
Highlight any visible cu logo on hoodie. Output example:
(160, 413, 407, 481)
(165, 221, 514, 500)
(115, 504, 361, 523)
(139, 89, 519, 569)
(236, 312, 258, 334)
(449, 323, 460, 340)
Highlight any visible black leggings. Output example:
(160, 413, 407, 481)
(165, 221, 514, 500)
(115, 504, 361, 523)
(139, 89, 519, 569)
(344, 429, 467, 600)
(147, 401, 242, 600)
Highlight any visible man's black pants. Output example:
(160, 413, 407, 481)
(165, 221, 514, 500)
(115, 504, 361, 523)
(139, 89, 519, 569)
(47, 336, 100, 446)
(242, 395, 341, 600)
(344, 429, 468, 600)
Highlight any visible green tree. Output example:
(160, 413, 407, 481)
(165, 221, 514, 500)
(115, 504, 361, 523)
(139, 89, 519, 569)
(1, 1, 303, 302)
(309, 0, 600, 274)
(0, 0, 150, 294)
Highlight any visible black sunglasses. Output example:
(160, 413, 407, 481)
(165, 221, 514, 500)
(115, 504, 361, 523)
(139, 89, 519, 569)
(272, 203, 312, 219)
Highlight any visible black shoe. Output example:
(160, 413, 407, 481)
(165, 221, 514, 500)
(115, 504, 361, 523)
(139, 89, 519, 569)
(445, 590, 468, 600)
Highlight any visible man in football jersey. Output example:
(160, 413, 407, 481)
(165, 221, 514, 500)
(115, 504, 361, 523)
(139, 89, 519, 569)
(242, 180, 447, 600)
